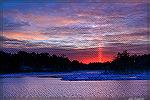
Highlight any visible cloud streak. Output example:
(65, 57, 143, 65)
(1, 1, 149, 63)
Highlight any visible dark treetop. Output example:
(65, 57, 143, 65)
(0, 50, 150, 74)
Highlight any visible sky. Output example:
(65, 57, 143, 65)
(0, 0, 150, 64)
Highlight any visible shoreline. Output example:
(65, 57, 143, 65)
(0, 71, 149, 81)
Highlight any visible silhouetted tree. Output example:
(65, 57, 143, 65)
(0, 50, 149, 73)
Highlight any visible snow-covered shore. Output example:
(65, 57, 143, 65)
(0, 70, 149, 80)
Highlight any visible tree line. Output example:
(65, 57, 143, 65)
(0, 50, 150, 73)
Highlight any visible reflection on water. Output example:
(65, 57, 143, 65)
(0, 77, 149, 100)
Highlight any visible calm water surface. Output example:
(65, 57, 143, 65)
(0, 77, 149, 100)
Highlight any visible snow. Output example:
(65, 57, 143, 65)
(0, 70, 150, 81)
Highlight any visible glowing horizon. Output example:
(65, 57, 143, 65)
(1, 0, 149, 64)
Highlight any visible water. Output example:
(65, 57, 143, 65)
(0, 76, 149, 100)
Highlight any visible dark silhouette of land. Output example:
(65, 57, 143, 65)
(0, 50, 150, 74)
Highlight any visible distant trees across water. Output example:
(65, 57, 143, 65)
(0, 50, 150, 73)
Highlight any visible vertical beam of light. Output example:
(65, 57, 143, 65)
(98, 47, 103, 62)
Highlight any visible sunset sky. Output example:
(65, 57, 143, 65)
(1, 0, 150, 64)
